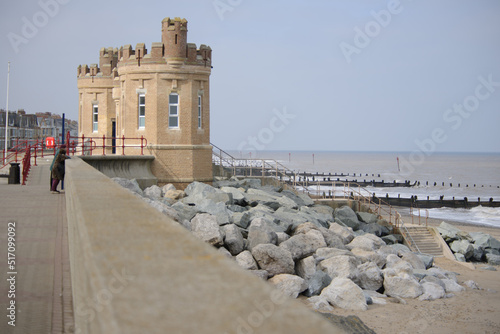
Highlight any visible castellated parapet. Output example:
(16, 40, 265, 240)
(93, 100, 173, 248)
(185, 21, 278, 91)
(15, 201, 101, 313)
(77, 17, 213, 188)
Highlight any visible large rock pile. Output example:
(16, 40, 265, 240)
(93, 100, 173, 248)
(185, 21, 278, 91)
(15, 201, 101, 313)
(437, 222, 500, 265)
(113, 177, 475, 311)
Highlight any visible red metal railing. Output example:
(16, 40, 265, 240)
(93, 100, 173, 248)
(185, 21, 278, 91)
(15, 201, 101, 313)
(21, 145, 31, 185)
(3, 133, 148, 185)
(69, 134, 148, 156)
(1, 139, 38, 168)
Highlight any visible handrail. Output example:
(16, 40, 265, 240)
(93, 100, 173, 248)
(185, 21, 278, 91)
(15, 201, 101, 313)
(211, 143, 310, 192)
(67, 135, 148, 156)
(395, 212, 421, 253)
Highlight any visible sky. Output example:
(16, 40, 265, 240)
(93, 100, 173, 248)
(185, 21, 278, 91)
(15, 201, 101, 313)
(0, 0, 499, 154)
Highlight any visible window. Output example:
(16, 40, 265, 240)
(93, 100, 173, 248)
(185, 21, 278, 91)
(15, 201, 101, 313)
(92, 104, 98, 132)
(169, 93, 179, 128)
(198, 95, 202, 129)
(138, 94, 145, 129)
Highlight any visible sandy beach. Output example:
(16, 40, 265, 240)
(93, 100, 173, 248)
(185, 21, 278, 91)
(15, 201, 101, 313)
(307, 211, 500, 334)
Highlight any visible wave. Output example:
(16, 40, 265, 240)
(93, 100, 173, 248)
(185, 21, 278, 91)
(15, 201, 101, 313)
(413, 206, 500, 228)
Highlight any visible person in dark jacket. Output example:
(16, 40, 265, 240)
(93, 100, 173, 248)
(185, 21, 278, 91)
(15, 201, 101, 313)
(51, 148, 68, 194)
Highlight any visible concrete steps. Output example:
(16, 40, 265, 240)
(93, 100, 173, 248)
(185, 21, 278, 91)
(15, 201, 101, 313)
(404, 226, 444, 256)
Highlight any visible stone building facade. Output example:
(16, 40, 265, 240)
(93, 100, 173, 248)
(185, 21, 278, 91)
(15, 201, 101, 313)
(77, 17, 213, 188)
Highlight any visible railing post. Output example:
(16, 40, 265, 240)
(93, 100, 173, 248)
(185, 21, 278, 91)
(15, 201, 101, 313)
(140, 135, 144, 155)
(34, 145, 37, 166)
(218, 149, 223, 176)
(81, 134, 85, 155)
(102, 134, 106, 155)
(122, 135, 126, 155)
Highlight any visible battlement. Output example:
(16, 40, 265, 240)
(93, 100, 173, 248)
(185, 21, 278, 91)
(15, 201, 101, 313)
(162, 17, 188, 31)
(77, 17, 212, 79)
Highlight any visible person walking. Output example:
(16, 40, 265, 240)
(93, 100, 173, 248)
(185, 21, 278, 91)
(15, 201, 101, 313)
(51, 148, 68, 194)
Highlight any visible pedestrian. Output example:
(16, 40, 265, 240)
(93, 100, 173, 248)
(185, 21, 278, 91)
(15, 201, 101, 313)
(51, 148, 69, 194)
(49, 144, 66, 190)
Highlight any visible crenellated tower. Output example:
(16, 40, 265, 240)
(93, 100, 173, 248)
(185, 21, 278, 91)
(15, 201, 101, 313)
(77, 17, 213, 188)
(162, 17, 188, 61)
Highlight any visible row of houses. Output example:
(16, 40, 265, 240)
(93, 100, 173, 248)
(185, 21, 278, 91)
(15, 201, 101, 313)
(0, 109, 78, 150)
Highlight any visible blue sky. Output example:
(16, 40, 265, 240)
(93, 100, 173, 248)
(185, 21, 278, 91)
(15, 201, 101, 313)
(0, 0, 499, 153)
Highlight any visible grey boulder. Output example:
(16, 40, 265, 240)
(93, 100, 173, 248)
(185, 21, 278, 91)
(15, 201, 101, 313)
(235, 250, 258, 270)
(190, 213, 224, 247)
(418, 282, 445, 301)
(357, 261, 383, 291)
(268, 274, 307, 298)
(247, 218, 278, 251)
(279, 230, 327, 260)
(222, 224, 244, 255)
(320, 277, 367, 311)
(251, 243, 295, 276)
(334, 206, 361, 230)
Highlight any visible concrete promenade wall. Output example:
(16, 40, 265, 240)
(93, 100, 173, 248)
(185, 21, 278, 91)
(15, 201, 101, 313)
(80, 155, 157, 189)
(65, 157, 347, 334)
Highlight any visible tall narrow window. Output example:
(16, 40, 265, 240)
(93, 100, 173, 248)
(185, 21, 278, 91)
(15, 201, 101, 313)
(169, 93, 179, 128)
(92, 104, 98, 132)
(198, 95, 202, 129)
(138, 94, 146, 129)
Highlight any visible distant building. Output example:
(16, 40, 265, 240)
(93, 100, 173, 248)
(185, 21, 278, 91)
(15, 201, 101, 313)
(0, 109, 77, 150)
(36, 113, 78, 143)
(77, 17, 213, 188)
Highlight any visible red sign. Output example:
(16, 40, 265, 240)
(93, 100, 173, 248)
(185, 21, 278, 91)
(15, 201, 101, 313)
(45, 137, 55, 149)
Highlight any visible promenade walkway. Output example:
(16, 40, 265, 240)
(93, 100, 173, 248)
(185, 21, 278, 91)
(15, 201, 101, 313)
(0, 161, 74, 333)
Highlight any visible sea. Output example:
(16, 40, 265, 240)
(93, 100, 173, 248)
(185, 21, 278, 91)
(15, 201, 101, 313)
(228, 151, 500, 228)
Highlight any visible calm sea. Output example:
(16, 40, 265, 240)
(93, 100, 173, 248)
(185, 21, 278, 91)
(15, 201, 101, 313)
(228, 151, 500, 227)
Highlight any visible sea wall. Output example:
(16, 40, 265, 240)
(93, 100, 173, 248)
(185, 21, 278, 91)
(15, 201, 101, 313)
(64, 157, 347, 334)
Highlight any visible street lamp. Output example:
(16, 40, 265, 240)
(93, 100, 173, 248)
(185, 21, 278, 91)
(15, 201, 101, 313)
(4, 62, 10, 161)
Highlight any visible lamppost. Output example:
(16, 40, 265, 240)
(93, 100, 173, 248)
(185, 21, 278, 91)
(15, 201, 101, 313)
(4, 61, 10, 161)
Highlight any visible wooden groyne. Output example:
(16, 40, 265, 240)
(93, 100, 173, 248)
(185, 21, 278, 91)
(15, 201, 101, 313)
(317, 193, 500, 209)
(211, 145, 500, 210)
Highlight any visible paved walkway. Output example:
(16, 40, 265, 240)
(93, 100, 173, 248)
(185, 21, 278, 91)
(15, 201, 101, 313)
(0, 161, 74, 333)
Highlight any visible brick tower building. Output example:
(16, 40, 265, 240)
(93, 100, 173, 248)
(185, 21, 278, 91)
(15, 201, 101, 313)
(77, 17, 213, 188)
